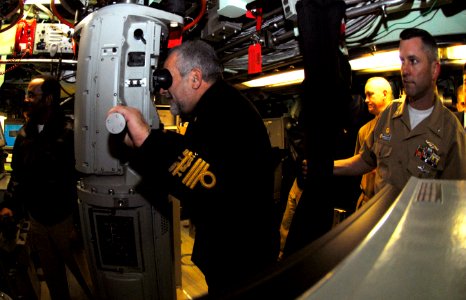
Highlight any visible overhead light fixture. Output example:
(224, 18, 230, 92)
(349, 50, 400, 72)
(238, 51, 402, 88)
(443, 45, 466, 59)
(237, 44, 466, 88)
(240, 69, 304, 88)
(349, 45, 466, 72)
(441, 45, 466, 65)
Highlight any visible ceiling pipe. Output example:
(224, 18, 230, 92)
(220, 30, 295, 63)
(216, 19, 286, 54)
(50, 0, 74, 28)
(216, 0, 411, 74)
(346, 0, 408, 19)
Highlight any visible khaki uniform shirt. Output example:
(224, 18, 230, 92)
(354, 117, 378, 208)
(360, 96, 466, 194)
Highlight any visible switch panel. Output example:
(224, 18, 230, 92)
(33, 23, 74, 55)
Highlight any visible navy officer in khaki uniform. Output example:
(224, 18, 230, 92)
(334, 28, 466, 195)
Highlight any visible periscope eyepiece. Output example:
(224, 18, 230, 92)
(153, 68, 172, 90)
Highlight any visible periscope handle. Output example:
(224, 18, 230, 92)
(106, 112, 126, 134)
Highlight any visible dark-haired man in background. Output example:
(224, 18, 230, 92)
(0, 75, 92, 299)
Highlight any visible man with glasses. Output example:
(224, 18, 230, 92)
(0, 75, 92, 299)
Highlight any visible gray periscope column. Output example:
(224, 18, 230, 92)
(74, 4, 183, 300)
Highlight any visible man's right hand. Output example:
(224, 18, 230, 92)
(107, 106, 151, 148)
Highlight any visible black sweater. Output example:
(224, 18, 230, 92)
(132, 80, 280, 289)
(3, 110, 77, 225)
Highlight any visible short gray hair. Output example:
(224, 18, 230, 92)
(169, 40, 223, 82)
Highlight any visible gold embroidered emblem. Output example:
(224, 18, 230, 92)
(168, 149, 217, 189)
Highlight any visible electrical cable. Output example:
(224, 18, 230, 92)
(0, 0, 24, 34)
(34, 3, 54, 20)
(0, 51, 29, 76)
(372, 0, 439, 42)
(345, 0, 381, 41)
(183, 0, 206, 32)
(50, 0, 74, 28)
(60, 95, 74, 106)
(346, 14, 378, 38)
(344, 0, 440, 47)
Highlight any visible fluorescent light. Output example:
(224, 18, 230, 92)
(238, 44, 466, 88)
(25, 0, 61, 3)
(443, 45, 466, 60)
(241, 69, 304, 88)
(239, 51, 403, 88)
(348, 45, 466, 72)
(349, 50, 400, 72)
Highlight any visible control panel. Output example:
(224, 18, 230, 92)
(33, 23, 74, 56)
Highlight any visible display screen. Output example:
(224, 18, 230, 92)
(4, 122, 23, 148)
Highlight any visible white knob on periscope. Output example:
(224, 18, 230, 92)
(106, 112, 126, 134)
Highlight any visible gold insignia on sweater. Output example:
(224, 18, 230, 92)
(169, 149, 217, 189)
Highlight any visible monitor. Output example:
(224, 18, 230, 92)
(4, 120, 24, 149)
